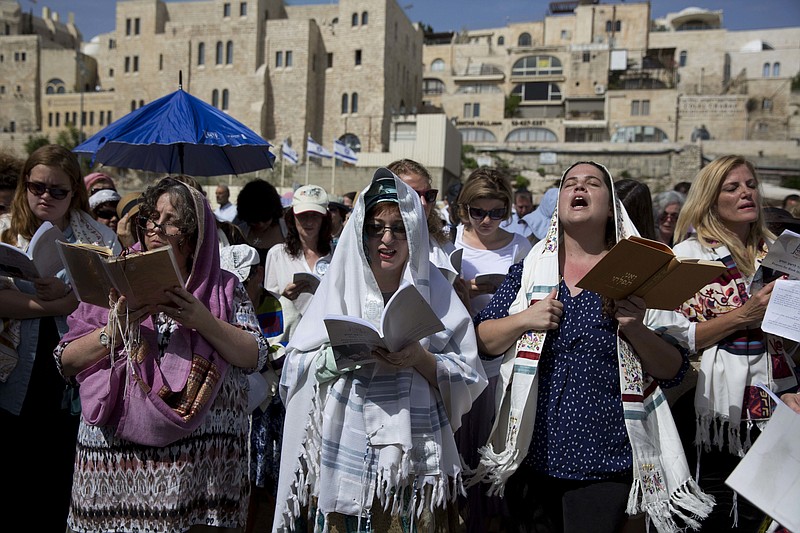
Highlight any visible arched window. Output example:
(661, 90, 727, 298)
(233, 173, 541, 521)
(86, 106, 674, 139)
(45, 78, 66, 94)
(351, 92, 358, 113)
(517, 33, 531, 47)
(361, 11, 368, 25)
(505, 127, 557, 142)
(679, 50, 687, 67)
(212, 89, 219, 107)
(497, 36, 505, 46)
(773, 62, 780, 77)
(763, 63, 770, 77)
(430, 59, 445, 72)
(340, 133, 361, 152)
(131, 100, 136, 111)
(423, 78, 445, 95)
(351, 13, 358, 26)
(512, 55, 562, 76)
(222, 89, 229, 110)
(341, 93, 348, 114)
(511, 82, 562, 102)
(216, 41, 223, 64)
(139, 99, 144, 108)
(198, 42, 205, 65)
(459, 128, 497, 143)
(226, 41, 234, 64)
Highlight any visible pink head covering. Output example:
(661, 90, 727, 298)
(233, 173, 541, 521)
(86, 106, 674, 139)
(84, 172, 116, 192)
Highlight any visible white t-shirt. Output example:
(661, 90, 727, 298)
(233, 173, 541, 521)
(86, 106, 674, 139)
(214, 202, 237, 223)
(455, 224, 531, 314)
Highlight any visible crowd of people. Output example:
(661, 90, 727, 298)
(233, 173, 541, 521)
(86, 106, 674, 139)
(0, 144, 798, 533)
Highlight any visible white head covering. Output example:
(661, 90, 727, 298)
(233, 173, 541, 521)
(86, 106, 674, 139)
(89, 188, 121, 211)
(274, 168, 486, 531)
(219, 244, 259, 283)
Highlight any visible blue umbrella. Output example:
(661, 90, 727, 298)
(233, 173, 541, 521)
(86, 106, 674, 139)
(74, 87, 275, 176)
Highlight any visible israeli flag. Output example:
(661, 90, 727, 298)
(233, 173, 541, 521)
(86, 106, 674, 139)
(282, 141, 298, 164)
(307, 136, 332, 159)
(334, 139, 358, 164)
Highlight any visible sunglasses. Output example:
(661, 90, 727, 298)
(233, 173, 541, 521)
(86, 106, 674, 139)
(417, 189, 438, 203)
(26, 181, 71, 200)
(95, 209, 118, 219)
(467, 206, 507, 221)
(364, 222, 408, 240)
(136, 216, 184, 236)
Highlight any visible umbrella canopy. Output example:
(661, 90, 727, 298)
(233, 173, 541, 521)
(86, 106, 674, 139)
(74, 88, 275, 176)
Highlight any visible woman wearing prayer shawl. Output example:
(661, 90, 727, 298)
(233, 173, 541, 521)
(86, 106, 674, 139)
(469, 161, 713, 533)
(0, 144, 120, 533)
(671, 155, 798, 531)
(273, 168, 487, 533)
(55, 177, 270, 533)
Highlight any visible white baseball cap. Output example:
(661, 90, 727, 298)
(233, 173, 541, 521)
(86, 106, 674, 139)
(292, 185, 329, 215)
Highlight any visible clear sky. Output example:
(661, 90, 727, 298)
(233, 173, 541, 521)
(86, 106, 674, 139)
(19, 0, 800, 41)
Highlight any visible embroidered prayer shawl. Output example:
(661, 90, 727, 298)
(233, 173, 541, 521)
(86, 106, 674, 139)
(273, 169, 487, 532)
(672, 237, 798, 456)
(471, 162, 714, 532)
(62, 181, 237, 447)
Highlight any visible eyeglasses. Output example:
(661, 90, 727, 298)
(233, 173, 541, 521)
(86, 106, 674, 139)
(26, 181, 71, 200)
(136, 216, 183, 236)
(467, 206, 507, 221)
(659, 212, 679, 223)
(364, 222, 408, 240)
(95, 208, 118, 219)
(417, 189, 438, 203)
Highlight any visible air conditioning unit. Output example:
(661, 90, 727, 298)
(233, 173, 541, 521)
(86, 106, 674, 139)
(595, 85, 606, 95)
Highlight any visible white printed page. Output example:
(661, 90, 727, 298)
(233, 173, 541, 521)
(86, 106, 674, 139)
(761, 279, 800, 343)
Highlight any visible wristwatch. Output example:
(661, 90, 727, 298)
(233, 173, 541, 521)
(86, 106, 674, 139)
(99, 327, 111, 349)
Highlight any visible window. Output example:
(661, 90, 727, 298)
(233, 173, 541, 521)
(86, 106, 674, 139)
(124, 56, 130, 72)
(222, 89, 229, 110)
(55, 113, 60, 127)
(606, 20, 621, 32)
(109, 39, 116, 49)
(512, 55, 563, 76)
(355, 49, 362, 66)
(498, 36, 505, 46)
(276, 51, 283, 67)
(561, 30, 568, 39)
(773, 62, 780, 77)
(352, 13, 358, 26)
(131, 100, 136, 111)
(762, 98, 773, 111)
(631, 100, 639, 116)
(139, 99, 144, 108)
(109, 68, 114, 77)
(134, 18, 140, 35)
(216, 41, 223, 64)
(107, 111, 112, 124)
(99, 112, 104, 126)
(226, 41, 234, 64)
(327, 53, 333, 68)
(89, 111, 94, 126)
(679, 51, 687, 67)
(430, 59, 445, 72)
(13, 51, 26, 62)
(460, 128, 497, 143)
(641, 100, 650, 115)
(518, 33, 531, 47)
(506, 127, 557, 142)
(511, 82, 562, 102)
(422, 78, 445, 95)
(463, 102, 480, 118)
(223, 3, 231, 17)
(212, 89, 219, 107)
(159, 54, 163, 70)
(361, 11, 368, 25)
(240, 2, 247, 16)
(455, 84, 501, 94)
(583, 51, 590, 63)
(341, 93, 348, 114)
(611, 126, 669, 143)
(285, 50, 292, 67)
(48, 113, 52, 127)
(763, 63, 770, 77)
(125, 18, 131, 36)
(351, 92, 358, 113)
(133, 56, 139, 72)
(46, 78, 66, 94)
(198, 42, 205, 65)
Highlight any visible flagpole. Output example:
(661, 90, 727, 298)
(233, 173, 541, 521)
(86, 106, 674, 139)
(305, 135, 310, 186)
(331, 149, 336, 195)
(280, 149, 285, 191)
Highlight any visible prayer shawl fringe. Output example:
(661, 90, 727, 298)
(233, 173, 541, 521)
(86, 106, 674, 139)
(468, 162, 714, 532)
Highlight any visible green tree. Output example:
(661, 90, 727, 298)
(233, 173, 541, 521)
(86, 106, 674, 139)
(504, 94, 521, 118)
(461, 144, 477, 170)
(25, 135, 50, 155)
(514, 175, 530, 190)
(55, 125, 83, 150)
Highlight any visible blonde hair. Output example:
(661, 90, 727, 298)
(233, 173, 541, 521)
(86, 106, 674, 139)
(674, 155, 772, 277)
(456, 168, 513, 226)
(387, 158, 447, 244)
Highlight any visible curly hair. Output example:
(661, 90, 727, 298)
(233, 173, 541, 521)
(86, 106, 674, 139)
(283, 208, 333, 258)
(138, 177, 199, 252)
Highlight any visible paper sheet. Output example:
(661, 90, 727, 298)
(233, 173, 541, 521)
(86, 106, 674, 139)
(761, 279, 800, 343)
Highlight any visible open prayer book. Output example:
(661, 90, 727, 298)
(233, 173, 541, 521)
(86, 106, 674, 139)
(324, 281, 445, 371)
(576, 236, 726, 310)
(292, 272, 321, 293)
(438, 247, 463, 284)
(0, 221, 65, 280)
(57, 242, 184, 309)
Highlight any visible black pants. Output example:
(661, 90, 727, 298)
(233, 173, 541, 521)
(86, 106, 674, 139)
(504, 464, 632, 533)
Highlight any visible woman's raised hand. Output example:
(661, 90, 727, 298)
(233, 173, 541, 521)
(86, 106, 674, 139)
(523, 288, 562, 330)
(737, 279, 776, 329)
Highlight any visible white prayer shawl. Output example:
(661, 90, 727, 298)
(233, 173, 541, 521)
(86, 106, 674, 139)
(470, 162, 714, 532)
(672, 237, 798, 456)
(273, 170, 487, 532)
